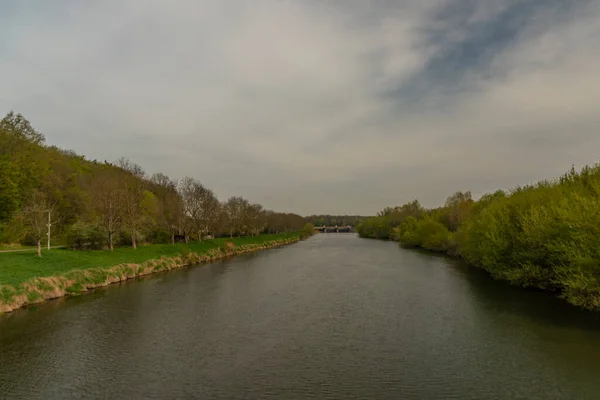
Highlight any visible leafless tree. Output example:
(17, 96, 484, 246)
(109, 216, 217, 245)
(19, 190, 50, 257)
(224, 196, 249, 237)
(200, 189, 221, 239)
(90, 168, 125, 251)
(244, 203, 265, 236)
(151, 173, 185, 245)
(118, 157, 146, 249)
(179, 177, 221, 241)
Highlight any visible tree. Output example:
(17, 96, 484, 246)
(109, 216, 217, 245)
(205, 200, 223, 239)
(118, 158, 146, 249)
(301, 222, 315, 237)
(444, 191, 474, 232)
(0, 158, 20, 222)
(224, 196, 248, 237)
(0, 112, 49, 219)
(90, 168, 125, 251)
(0, 111, 45, 148)
(18, 190, 50, 257)
(150, 173, 185, 244)
(0, 110, 311, 250)
(198, 187, 221, 240)
(244, 203, 265, 236)
(179, 177, 220, 241)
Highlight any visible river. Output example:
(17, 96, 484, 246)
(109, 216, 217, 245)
(1, 234, 600, 399)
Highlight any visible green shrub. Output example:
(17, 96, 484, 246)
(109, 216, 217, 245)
(300, 223, 315, 238)
(65, 221, 105, 250)
(396, 216, 451, 252)
(145, 230, 171, 244)
(364, 163, 600, 309)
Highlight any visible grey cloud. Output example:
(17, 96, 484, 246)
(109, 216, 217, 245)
(1, 0, 599, 215)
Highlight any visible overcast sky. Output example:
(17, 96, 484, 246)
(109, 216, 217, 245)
(1, 0, 599, 215)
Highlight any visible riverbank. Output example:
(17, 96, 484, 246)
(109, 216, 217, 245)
(0, 233, 303, 313)
(357, 164, 600, 310)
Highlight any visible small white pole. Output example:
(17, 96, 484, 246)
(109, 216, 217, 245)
(47, 209, 52, 250)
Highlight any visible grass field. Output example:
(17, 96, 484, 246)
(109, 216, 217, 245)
(0, 233, 299, 287)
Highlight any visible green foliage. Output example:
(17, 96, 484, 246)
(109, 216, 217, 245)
(357, 200, 424, 239)
(65, 221, 105, 250)
(365, 163, 600, 310)
(0, 157, 21, 222)
(300, 223, 315, 238)
(396, 216, 452, 252)
(456, 165, 600, 308)
(357, 216, 394, 239)
(0, 111, 45, 145)
(0, 224, 8, 243)
(0, 111, 310, 248)
(145, 230, 172, 244)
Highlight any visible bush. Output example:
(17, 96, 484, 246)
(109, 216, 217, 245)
(116, 230, 145, 247)
(146, 230, 171, 244)
(396, 216, 452, 252)
(300, 223, 315, 238)
(456, 164, 600, 308)
(361, 163, 600, 309)
(65, 221, 105, 250)
(357, 216, 396, 239)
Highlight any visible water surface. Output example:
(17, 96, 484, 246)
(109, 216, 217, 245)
(1, 234, 600, 399)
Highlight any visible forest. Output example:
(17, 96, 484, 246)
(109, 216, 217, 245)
(357, 164, 600, 309)
(0, 112, 309, 256)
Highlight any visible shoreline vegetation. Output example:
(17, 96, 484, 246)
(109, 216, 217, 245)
(0, 233, 306, 313)
(358, 163, 600, 310)
(0, 111, 317, 313)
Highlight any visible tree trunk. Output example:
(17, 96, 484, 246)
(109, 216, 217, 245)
(198, 232, 202, 242)
(171, 232, 175, 245)
(132, 227, 137, 249)
(109, 231, 114, 251)
(37, 239, 41, 257)
(185, 235, 189, 244)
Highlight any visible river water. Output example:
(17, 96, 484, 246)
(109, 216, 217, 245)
(1, 234, 600, 399)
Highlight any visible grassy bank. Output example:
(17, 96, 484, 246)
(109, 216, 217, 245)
(358, 164, 600, 310)
(0, 233, 302, 313)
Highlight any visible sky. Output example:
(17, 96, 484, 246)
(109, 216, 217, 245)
(1, 0, 599, 215)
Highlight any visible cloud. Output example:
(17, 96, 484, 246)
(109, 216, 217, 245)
(1, 0, 599, 214)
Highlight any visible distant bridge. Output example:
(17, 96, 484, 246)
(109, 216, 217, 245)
(314, 225, 355, 233)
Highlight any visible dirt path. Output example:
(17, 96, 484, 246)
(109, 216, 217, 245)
(0, 246, 65, 253)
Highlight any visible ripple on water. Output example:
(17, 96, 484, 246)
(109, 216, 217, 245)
(1, 234, 600, 399)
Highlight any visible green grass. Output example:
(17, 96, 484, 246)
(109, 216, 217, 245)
(0, 233, 299, 287)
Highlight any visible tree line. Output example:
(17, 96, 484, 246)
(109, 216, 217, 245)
(357, 164, 600, 309)
(305, 215, 369, 228)
(0, 112, 310, 256)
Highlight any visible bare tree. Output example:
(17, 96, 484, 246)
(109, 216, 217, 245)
(18, 190, 50, 257)
(151, 173, 185, 245)
(244, 203, 265, 236)
(225, 196, 249, 237)
(179, 177, 216, 241)
(200, 188, 221, 239)
(90, 168, 125, 251)
(118, 157, 146, 249)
